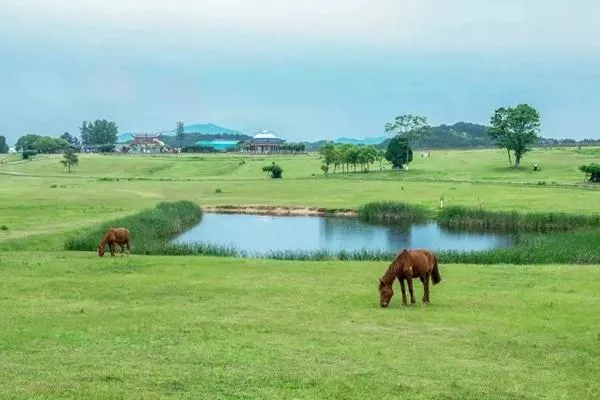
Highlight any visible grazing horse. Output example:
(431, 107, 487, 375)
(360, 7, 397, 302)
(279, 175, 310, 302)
(97, 227, 130, 257)
(378, 248, 441, 307)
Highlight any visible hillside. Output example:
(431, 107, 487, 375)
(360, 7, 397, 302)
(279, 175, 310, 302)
(157, 123, 252, 148)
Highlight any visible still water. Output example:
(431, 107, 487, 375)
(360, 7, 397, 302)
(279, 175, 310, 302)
(172, 213, 516, 255)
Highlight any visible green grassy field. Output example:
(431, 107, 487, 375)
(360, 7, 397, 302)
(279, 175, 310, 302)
(1, 147, 599, 245)
(1, 147, 599, 398)
(1, 252, 599, 399)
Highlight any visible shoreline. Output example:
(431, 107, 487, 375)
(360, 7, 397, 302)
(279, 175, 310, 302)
(200, 205, 358, 217)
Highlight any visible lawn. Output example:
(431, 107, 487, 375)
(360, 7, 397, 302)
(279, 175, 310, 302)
(0, 252, 598, 399)
(1, 148, 599, 398)
(1, 147, 599, 247)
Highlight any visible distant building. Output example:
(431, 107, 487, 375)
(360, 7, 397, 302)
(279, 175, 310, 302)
(116, 133, 166, 154)
(194, 140, 242, 152)
(242, 130, 286, 153)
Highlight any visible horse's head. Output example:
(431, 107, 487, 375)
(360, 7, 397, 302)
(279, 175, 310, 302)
(97, 244, 105, 257)
(378, 278, 394, 308)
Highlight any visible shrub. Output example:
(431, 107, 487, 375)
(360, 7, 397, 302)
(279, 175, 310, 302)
(579, 163, 600, 183)
(262, 162, 283, 179)
(22, 150, 37, 159)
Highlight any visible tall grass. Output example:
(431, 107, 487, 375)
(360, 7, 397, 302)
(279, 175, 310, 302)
(143, 228, 600, 265)
(437, 205, 600, 231)
(64, 200, 202, 254)
(357, 201, 430, 224)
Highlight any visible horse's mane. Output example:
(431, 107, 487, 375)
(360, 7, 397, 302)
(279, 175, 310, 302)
(380, 249, 409, 285)
(98, 228, 113, 246)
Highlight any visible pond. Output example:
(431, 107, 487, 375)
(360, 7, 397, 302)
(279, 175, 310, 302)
(172, 213, 517, 255)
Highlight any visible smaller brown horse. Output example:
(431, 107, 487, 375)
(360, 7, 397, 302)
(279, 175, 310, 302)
(378, 248, 441, 307)
(97, 227, 130, 257)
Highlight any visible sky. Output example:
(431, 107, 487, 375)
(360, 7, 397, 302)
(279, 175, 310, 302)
(1, 0, 599, 144)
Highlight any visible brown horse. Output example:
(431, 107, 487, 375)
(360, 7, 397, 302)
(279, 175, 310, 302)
(378, 248, 441, 307)
(97, 227, 130, 257)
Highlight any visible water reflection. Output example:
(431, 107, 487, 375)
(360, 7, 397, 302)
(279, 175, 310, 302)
(172, 213, 516, 255)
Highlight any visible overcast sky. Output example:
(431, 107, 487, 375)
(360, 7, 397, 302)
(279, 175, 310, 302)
(1, 0, 599, 143)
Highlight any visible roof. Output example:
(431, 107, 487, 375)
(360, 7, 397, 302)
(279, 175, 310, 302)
(131, 135, 165, 146)
(253, 130, 279, 139)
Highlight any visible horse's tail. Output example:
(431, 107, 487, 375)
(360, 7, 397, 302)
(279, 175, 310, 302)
(431, 253, 442, 285)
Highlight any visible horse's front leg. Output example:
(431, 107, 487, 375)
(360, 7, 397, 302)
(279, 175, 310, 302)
(399, 278, 407, 306)
(407, 278, 416, 305)
(109, 242, 115, 256)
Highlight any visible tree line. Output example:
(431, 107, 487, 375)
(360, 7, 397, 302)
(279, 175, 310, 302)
(319, 143, 386, 174)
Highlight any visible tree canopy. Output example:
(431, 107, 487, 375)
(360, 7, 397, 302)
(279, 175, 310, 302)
(319, 143, 379, 173)
(80, 119, 118, 148)
(15, 134, 68, 153)
(0, 135, 8, 154)
(487, 104, 541, 168)
(385, 136, 413, 169)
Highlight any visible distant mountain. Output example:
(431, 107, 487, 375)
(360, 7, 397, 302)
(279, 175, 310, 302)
(159, 123, 246, 137)
(334, 136, 387, 146)
(156, 123, 252, 148)
(375, 122, 495, 150)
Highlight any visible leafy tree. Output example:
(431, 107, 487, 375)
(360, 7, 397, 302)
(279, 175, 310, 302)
(60, 131, 80, 149)
(579, 163, 600, 183)
(385, 136, 413, 169)
(80, 119, 118, 149)
(319, 143, 336, 170)
(176, 121, 185, 149)
(376, 150, 385, 170)
(262, 162, 283, 179)
(0, 135, 8, 153)
(15, 134, 67, 153)
(487, 104, 541, 168)
(60, 146, 79, 173)
(384, 114, 431, 170)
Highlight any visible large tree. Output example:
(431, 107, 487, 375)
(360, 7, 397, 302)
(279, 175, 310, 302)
(385, 136, 413, 169)
(80, 119, 118, 149)
(15, 134, 67, 153)
(176, 121, 185, 149)
(384, 114, 431, 170)
(487, 104, 541, 168)
(0, 135, 8, 153)
(60, 131, 80, 149)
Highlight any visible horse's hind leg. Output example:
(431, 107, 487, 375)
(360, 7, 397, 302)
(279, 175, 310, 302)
(125, 241, 130, 256)
(407, 278, 416, 305)
(420, 276, 428, 304)
(422, 274, 431, 304)
(119, 243, 125, 256)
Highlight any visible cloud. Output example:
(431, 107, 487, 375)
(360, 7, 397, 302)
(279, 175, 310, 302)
(2, 0, 599, 53)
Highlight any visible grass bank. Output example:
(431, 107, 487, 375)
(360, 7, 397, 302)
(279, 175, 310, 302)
(158, 228, 600, 264)
(437, 205, 600, 231)
(64, 200, 202, 254)
(357, 201, 431, 223)
(1, 252, 598, 399)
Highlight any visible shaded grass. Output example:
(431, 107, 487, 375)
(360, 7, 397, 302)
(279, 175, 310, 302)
(0, 252, 599, 399)
(64, 201, 202, 254)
